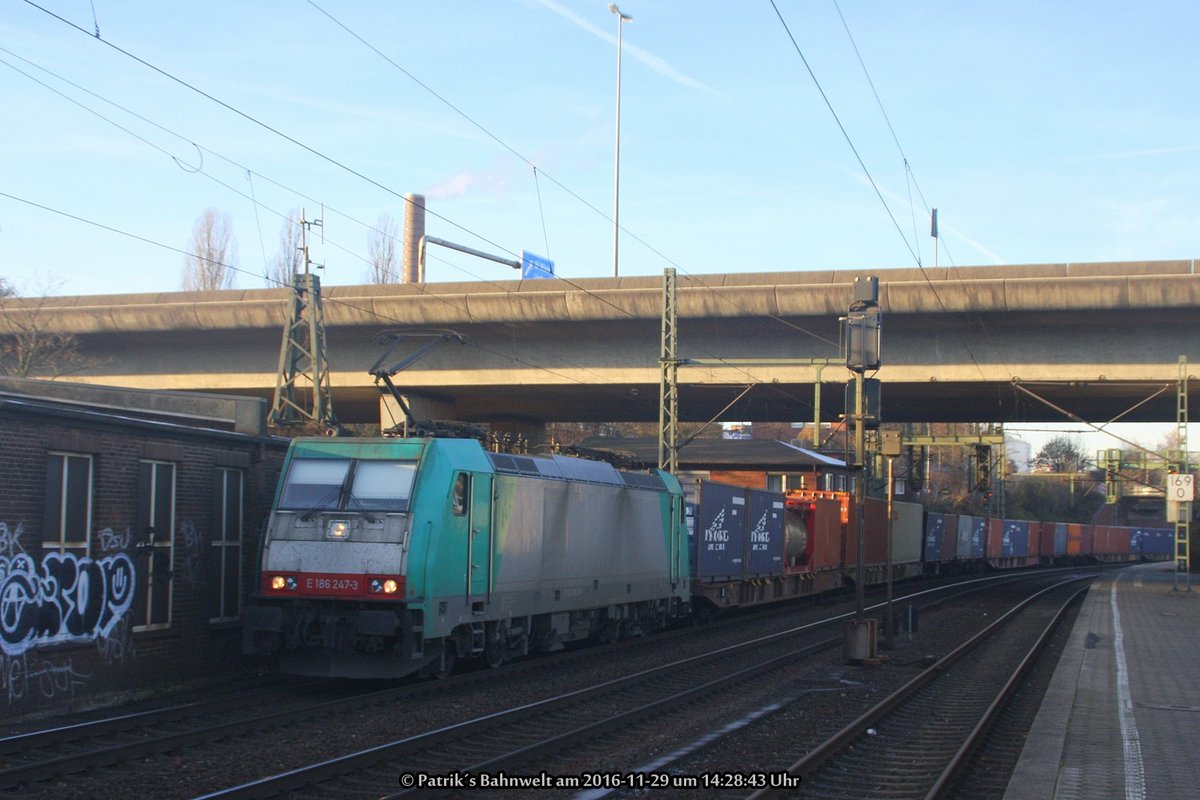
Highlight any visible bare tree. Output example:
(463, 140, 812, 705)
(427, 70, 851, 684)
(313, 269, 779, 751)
(0, 278, 87, 378)
(265, 207, 304, 288)
(1034, 436, 1091, 473)
(183, 207, 238, 291)
(367, 213, 400, 284)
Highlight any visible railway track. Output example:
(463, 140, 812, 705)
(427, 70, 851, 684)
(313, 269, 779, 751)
(191, 572, 1083, 800)
(0, 570, 1087, 797)
(744, 576, 1089, 799)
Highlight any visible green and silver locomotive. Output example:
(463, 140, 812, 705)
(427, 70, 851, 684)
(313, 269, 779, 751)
(244, 437, 690, 678)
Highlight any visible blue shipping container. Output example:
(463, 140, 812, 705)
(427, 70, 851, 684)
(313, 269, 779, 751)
(957, 515, 987, 559)
(969, 517, 987, 559)
(1138, 527, 1174, 556)
(1053, 523, 1068, 557)
(695, 482, 746, 579)
(1002, 520, 1030, 557)
(956, 515, 973, 559)
(925, 513, 947, 562)
(745, 489, 785, 576)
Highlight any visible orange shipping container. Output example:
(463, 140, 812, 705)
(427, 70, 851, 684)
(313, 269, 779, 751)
(1066, 523, 1084, 555)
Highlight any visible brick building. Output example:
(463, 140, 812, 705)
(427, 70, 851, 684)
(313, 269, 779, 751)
(0, 379, 287, 716)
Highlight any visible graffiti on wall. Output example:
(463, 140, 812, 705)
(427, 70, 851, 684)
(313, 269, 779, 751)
(0, 521, 140, 705)
(0, 522, 26, 559)
(0, 549, 136, 657)
(178, 519, 201, 588)
(1, 651, 91, 705)
(97, 527, 131, 553)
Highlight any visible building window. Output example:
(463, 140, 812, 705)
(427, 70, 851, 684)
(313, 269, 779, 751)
(44, 452, 93, 554)
(134, 460, 175, 631)
(211, 468, 244, 622)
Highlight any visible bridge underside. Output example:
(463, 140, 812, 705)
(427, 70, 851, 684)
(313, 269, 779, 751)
(18, 260, 1197, 429)
(221, 378, 1189, 428)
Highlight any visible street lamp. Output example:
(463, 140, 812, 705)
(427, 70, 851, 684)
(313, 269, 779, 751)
(609, 3, 631, 278)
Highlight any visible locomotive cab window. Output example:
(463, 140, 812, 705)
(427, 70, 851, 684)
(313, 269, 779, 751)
(349, 461, 417, 512)
(280, 458, 419, 512)
(452, 473, 470, 516)
(278, 459, 351, 510)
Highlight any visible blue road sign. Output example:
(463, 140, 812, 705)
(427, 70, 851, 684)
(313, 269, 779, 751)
(521, 251, 555, 279)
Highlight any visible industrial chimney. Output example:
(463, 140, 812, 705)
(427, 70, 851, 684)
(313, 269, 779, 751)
(402, 193, 426, 283)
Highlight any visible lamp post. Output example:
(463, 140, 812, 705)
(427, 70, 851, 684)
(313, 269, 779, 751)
(609, 3, 631, 278)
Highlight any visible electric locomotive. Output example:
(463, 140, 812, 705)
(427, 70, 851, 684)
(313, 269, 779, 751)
(243, 436, 690, 678)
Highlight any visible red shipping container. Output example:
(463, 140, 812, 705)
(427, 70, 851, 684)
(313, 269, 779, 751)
(1111, 527, 1132, 555)
(1080, 524, 1095, 557)
(987, 518, 1004, 558)
(1026, 522, 1043, 559)
(939, 513, 959, 562)
(1095, 525, 1132, 557)
(1036, 522, 1055, 559)
(847, 497, 889, 567)
(807, 498, 844, 571)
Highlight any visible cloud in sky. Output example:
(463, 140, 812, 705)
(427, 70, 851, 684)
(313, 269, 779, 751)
(425, 164, 512, 201)
(854, 173, 1005, 266)
(529, 0, 721, 97)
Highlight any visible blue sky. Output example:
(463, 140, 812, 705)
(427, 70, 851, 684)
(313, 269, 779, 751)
(1, 0, 1195, 456)
(2, 0, 1196, 296)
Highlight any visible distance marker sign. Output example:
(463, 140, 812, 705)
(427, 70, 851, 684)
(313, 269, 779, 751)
(1167, 473, 1194, 502)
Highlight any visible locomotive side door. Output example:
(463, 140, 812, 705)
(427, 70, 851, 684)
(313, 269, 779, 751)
(468, 474, 493, 600)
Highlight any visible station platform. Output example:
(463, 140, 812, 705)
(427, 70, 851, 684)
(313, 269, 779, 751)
(1005, 561, 1199, 800)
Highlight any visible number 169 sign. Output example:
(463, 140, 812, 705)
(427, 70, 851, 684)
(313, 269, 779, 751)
(1167, 474, 1194, 502)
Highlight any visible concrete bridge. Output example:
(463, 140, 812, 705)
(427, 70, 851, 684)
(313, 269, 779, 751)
(4, 258, 1198, 429)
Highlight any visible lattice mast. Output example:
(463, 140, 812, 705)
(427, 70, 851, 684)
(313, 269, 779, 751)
(269, 210, 336, 428)
(658, 268, 679, 474)
(1174, 355, 1191, 589)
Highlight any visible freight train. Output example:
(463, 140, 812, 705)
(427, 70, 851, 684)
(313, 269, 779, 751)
(243, 436, 1170, 679)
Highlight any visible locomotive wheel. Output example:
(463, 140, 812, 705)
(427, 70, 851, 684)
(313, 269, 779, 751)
(485, 638, 506, 669)
(484, 621, 507, 668)
(433, 641, 456, 679)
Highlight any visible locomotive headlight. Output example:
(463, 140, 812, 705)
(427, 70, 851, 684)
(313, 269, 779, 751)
(271, 575, 298, 591)
(271, 575, 286, 591)
(326, 520, 351, 540)
(369, 578, 400, 594)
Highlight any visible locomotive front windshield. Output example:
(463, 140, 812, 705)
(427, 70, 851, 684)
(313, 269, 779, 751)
(278, 457, 417, 513)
